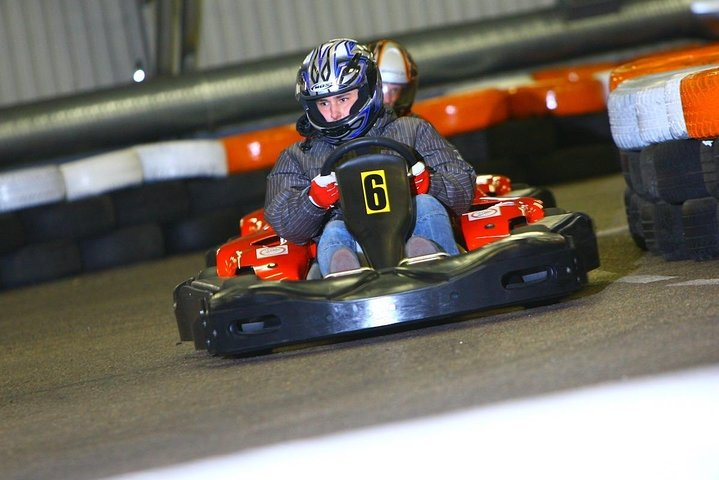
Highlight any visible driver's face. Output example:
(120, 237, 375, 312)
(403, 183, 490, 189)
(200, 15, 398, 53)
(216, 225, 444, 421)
(382, 83, 404, 106)
(315, 89, 359, 122)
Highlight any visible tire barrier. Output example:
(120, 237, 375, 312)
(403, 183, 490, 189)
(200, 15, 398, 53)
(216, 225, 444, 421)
(0, 213, 25, 254)
(0, 240, 83, 288)
(5, 42, 712, 288)
(19, 195, 116, 243)
(0, 169, 269, 290)
(622, 139, 719, 261)
(609, 43, 719, 260)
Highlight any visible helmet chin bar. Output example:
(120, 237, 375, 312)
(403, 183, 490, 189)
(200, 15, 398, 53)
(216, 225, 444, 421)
(305, 98, 376, 143)
(323, 122, 352, 140)
(304, 105, 352, 140)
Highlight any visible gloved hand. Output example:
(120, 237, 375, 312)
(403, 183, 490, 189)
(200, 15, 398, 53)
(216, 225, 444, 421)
(309, 172, 339, 209)
(410, 161, 430, 195)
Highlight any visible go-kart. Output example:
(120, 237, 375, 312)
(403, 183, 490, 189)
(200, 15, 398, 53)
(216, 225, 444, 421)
(174, 137, 599, 356)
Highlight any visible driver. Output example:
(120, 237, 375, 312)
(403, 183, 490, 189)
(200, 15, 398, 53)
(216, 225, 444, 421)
(368, 39, 418, 117)
(264, 38, 475, 276)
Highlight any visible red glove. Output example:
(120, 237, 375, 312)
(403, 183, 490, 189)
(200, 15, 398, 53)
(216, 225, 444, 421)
(309, 172, 339, 209)
(410, 162, 430, 195)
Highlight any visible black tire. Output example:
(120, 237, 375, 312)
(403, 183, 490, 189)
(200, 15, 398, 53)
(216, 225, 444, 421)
(111, 181, 190, 226)
(164, 206, 246, 254)
(643, 140, 709, 204)
(552, 111, 613, 147)
(639, 148, 659, 201)
(487, 117, 557, 158)
(626, 149, 646, 197)
(624, 188, 647, 251)
(703, 138, 719, 198)
(639, 199, 659, 255)
(652, 201, 689, 261)
(524, 143, 621, 185)
(447, 129, 492, 170)
(682, 196, 719, 260)
(0, 240, 82, 289)
(80, 223, 165, 271)
(18, 196, 116, 242)
(186, 169, 271, 214)
(0, 212, 25, 254)
(619, 149, 640, 190)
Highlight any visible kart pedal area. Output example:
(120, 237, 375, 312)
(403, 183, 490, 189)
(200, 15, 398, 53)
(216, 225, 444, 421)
(399, 251, 450, 266)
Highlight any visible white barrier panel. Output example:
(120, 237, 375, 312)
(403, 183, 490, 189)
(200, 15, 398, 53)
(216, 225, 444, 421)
(0, 165, 66, 213)
(61, 149, 143, 200)
(103, 366, 719, 480)
(136, 140, 228, 181)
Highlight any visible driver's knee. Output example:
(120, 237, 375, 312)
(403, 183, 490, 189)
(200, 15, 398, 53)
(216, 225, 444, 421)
(415, 194, 444, 214)
(413, 195, 459, 255)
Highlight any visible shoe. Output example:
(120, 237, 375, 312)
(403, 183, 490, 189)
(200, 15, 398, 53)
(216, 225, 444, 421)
(328, 247, 361, 274)
(405, 236, 440, 257)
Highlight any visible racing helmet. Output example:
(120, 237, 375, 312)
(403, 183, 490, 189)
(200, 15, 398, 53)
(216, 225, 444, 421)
(369, 39, 418, 116)
(296, 38, 384, 144)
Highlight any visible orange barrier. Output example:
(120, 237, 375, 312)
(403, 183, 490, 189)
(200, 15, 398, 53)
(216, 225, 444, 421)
(609, 42, 719, 91)
(223, 124, 302, 174)
(413, 88, 509, 137)
(507, 78, 606, 118)
(223, 88, 511, 173)
(681, 67, 719, 140)
(221, 71, 609, 174)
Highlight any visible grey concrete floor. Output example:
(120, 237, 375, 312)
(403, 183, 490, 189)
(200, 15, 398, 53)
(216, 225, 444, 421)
(1, 173, 718, 480)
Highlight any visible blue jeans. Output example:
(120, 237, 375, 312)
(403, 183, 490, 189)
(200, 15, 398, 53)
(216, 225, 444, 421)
(317, 194, 458, 276)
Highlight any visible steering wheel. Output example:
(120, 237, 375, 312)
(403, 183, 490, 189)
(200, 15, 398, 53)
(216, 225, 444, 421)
(320, 136, 420, 176)
(319, 136, 421, 271)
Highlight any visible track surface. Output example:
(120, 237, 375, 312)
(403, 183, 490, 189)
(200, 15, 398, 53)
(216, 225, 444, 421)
(2, 172, 718, 480)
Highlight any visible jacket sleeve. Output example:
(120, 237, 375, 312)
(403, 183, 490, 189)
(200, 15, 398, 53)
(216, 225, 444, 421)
(412, 119, 476, 215)
(264, 146, 328, 245)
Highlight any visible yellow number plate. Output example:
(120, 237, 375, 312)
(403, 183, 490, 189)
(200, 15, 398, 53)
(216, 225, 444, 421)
(361, 170, 391, 215)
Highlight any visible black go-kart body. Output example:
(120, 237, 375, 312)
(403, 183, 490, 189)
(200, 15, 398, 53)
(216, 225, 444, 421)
(174, 137, 599, 356)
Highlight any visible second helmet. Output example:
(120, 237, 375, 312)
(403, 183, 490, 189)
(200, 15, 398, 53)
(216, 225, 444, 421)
(370, 39, 418, 116)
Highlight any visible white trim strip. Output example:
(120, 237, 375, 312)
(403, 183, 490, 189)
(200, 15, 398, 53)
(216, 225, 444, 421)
(103, 366, 719, 480)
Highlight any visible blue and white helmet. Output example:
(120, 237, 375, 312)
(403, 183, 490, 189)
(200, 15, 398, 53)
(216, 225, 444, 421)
(296, 38, 384, 144)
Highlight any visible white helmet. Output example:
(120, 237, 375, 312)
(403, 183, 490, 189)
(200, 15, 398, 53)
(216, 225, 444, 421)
(369, 39, 418, 116)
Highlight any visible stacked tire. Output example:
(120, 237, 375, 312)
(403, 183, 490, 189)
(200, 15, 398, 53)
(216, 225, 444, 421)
(609, 43, 719, 260)
(0, 141, 268, 289)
